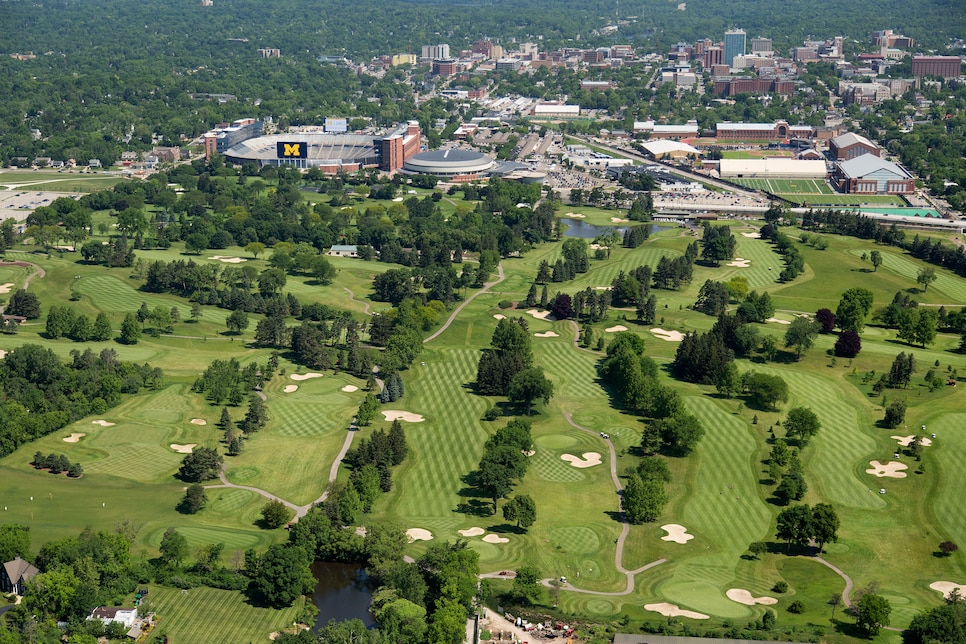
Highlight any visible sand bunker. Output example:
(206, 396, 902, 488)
(526, 309, 552, 320)
(170, 444, 196, 454)
(610, 217, 630, 223)
(766, 317, 791, 325)
(63, 433, 85, 443)
(0, 350, 6, 359)
(524, 449, 536, 457)
(930, 581, 966, 599)
(560, 452, 602, 468)
(650, 328, 685, 342)
(727, 589, 777, 606)
(605, 325, 628, 333)
(283, 384, 298, 393)
(893, 435, 932, 447)
(190, 418, 207, 425)
(382, 410, 425, 423)
(458, 527, 486, 537)
(341, 385, 359, 393)
(660, 524, 694, 544)
(866, 460, 908, 478)
(726, 257, 751, 268)
(406, 528, 433, 542)
(0, 282, 14, 294)
(483, 534, 509, 544)
(593, 285, 613, 290)
(493, 314, 507, 320)
(534, 331, 560, 338)
(564, 212, 586, 219)
(91, 420, 115, 427)
(290, 372, 323, 381)
(209, 256, 247, 263)
(644, 603, 709, 620)
(741, 232, 762, 238)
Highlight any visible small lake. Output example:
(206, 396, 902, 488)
(311, 561, 375, 631)
(560, 219, 660, 239)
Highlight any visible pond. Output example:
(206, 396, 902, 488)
(311, 561, 375, 631)
(560, 218, 660, 239)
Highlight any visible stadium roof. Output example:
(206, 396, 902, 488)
(719, 158, 827, 178)
(403, 149, 495, 174)
(837, 153, 911, 179)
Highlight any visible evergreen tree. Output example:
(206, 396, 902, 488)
(525, 283, 538, 307)
(244, 395, 268, 432)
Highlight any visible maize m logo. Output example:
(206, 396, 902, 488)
(276, 142, 307, 158)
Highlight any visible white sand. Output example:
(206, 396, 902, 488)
(867, 460, 908, 478)
(524, 449, 536, 457)
(610, 217, 630, 223)
(726, 257, 751, 267)
(727, 589, 777, 606)
(564, 212, 586, 219)
(406, 528, 433, 542)
(526, 309, 552, 320)
(766, 317, 791, 325)
(493, 314, 507, 320)
(209, 256, 247, 263)
(560, 452, 602, 468)
(382, 410, 425, 423)
(593, 285, 613, 290)
(0, 282, 14, 294)
(458, 527, 486, 537)
(190, 418, 207, 425)
(355, 526, 368, 537)
(392, 197, 404, 202)
(341, 385, 359, 393)
(283, 384, 299, 393)
(170, 443, 196, 454)
(741, 232, 762, 238)
(534, 331, 560, 338)
(644, 603, 709, 620)
(483, 534, 509, 544)
(930, 581, 966, 599)
(0, 350, 6, 359)
(605, 325, 628, 333)
(660, 524, 694, 544)
(650, 328, 685, 342)
(91, 420, 115, 427)
(63, 433, 85, 443)
(290, 372, 323, 381)
(893, 435, 932, 447)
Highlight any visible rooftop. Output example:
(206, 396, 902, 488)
(838, 153, 911, 179)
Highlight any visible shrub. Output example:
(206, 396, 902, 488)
(773, 581, 789, 593)
(483, 407, 500, 421)
(787, 600, 805, 613)
(498, 300, 514, 309)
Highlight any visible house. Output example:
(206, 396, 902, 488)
(327, 244, 359, 258)
(88, 606, 138, 629)
(1, 556, 39, 595)
(88, 159, 102, 168)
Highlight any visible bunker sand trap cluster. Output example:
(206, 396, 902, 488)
(867, 460, 908, 478)
(560, 452, 602, 468)
(726, 257, 751, 267)
(381, 410, 425, 422)
(63, 433, 85, 443)
(482, 534, 509, 544)
(930, 581, 966, 599)
(406, 528, 433, 542)
(893, 435, 932, 447)
(650, 328, 685, 341)
(660, 524, 694, 544)
(727, 589, 778, 606)
(91, 420, 115, 427)
(340, 385, 359, 392)
(170, 444, 196, 454)
(458, 527, 485, 537)
(290, 372, 323, 381)
(644, 603, 709, 619)
(526, 309, 552, 320)
(284, 385, 299, 393)
(534, 331, 560, 338)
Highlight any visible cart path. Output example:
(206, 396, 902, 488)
(814, 555, 854, 608)
(343, 287, 372, 315)
(567, 319, 602, 355)
(0, 259, 46, 289)
(424, 262, 505, 343)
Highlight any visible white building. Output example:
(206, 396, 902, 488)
(89, 607, 138, 629)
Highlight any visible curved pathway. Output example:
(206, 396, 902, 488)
(567, 319, 602, 355)
(424, 263, 505, 343)
(813, 555, 854, 609)
(343, 287, 372, 315)
(0, 259, 46, 289)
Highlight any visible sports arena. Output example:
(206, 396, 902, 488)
(223, 121, 420, 173)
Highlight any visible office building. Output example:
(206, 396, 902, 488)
(911, 56, 962, 79)
(421, 44, 450, 62)
(750, 37, 773, 56)
(724, 29, 746, 67)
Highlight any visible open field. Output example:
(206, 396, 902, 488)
(733, 178, 834, 195)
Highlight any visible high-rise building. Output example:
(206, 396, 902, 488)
(724, 29, 746, 67)
(750, 37, 773, 56)
(420, 44, 450, 62)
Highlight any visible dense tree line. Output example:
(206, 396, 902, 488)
(341, 420, 409, 518)
(474, 419, 535, 516)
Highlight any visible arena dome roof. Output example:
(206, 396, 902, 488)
(403, 149, 495, 175)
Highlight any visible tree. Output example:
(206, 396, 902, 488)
(427, 597, 468, 644)
(502, 495, 537, 530)
(776, 471, 807, 504)
(253, 544, 316, 608)
(870, 250, 882, 272)
(356, 393, 379, 426)
(834, 330, 862, 358)
(245, 242, 265, 259)
(784, 316, 820, 359)
(178, 484, 208, 514)
(784, 407, 821, 446)
(816, 308, 836, 333)
(118, 312, 141, 344)
(226, 310, 249, 335)
(836, 288, 874, 333)
(652, 413, 705, 456)
(811, 503, 839, 552)
(775, 505, 812, 552)
(550, 292, 574, 319)
(92, 312, 113, 341)
(177, 447, 223, 482)
(159, 528, 189, 567)
(0, 524, 30, 563)
(510, 565, 542, 606)
(917, 267, 937, 292)
(190, 302, 203, 322)
(743, 372, 789, 410)
(939, 541, 959, 557)
(622, 473, 667, 523)
(261, 500, 292, 528)
(855, 593, 891, 637)
(185, 233, 208, 254)
(883, 399, 907, 429)
(244, 395, 268, 432)
(748, 541, 767, 559)
(6, 290, 41, 319)
(507, 367, 554, 414)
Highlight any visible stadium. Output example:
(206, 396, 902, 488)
(223, 122, 420, 173)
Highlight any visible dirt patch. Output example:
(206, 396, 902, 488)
(382, 410, 425, 423)
(726, 257, 751, 267)
(525, 309, 552, 320)
(170, 443, 196, 454)
(458, 527, 485, 537)
(605, 325, 628, 333)
(560, 452, 602, 468)
(209, 256, 247, 263)
(63, 433, 85, 443)
(493, 313, 507, 320)
(482, 534, 509, 544)
(406, 528, 433, 542)
(0, 282, 14, 294)
(893, 435, 932, 447)
(534, 331, 559, 338)
(866, 460, 908, 478)
(91, 420, 115, 427)
(341, 385, 359, 393)
(766, 317, 791, 325)
(930, 581, 966, 599)
(644, 603, 709, 619)
(650, 328, 685, 341)
(283, 384, 299, 393)
(190, 418, 207, 426)
(660, 524, 694, 544)
(727, 588, 777, 606)
(290, 372, 323, 381)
